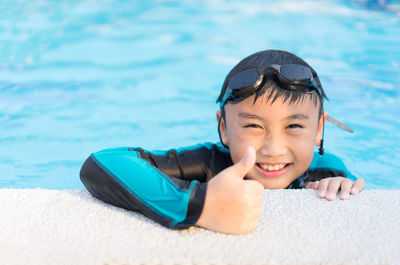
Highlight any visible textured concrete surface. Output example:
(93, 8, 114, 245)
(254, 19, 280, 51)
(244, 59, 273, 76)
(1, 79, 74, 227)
(1, 188, 399, 265)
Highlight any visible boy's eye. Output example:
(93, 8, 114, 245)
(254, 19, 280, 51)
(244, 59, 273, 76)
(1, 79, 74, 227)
(244, 124, 262, 129)
(287, 124, 304, 129)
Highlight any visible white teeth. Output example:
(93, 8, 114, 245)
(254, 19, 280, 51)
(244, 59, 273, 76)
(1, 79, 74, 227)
(260, 163, 286, 171)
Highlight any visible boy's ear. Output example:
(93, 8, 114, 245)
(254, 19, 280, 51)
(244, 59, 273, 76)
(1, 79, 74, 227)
(315, 111, 327, 146)
(216, 111, 229, 146)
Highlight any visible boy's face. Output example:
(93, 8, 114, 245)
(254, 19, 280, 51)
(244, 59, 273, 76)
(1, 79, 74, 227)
(217, 94, 324, 189)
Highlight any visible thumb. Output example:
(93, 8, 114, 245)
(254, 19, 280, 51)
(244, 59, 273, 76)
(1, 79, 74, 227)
(231, 146, 256, 178)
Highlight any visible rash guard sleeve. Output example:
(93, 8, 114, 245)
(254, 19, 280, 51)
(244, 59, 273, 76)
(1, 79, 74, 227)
(79, 143, 231, 229)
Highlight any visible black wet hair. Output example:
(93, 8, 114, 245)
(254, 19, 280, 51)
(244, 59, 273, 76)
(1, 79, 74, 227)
(216, 49, 327, 113)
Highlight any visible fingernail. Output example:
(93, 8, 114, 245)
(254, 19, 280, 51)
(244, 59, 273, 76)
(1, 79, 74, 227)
(351, 187, 358, 194)
(318, 190, 326, 197)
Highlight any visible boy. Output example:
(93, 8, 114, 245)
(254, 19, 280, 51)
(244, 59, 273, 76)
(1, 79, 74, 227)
(80, 50, 365, 235)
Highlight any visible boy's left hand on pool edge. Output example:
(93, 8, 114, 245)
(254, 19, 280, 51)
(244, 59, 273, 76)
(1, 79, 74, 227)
(305, 177, 365, 201)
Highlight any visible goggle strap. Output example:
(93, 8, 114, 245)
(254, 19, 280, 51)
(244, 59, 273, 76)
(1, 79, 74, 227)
(326, 115, 354, 133)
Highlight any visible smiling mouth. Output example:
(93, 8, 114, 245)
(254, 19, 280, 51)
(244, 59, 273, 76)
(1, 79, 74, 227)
(257, 163, 287, 171)
(255, 163, 291, 178)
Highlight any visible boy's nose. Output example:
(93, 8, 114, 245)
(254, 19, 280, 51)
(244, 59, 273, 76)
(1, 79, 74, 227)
(258, 134, 287, 157)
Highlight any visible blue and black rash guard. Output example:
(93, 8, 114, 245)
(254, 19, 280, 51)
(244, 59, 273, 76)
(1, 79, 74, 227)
(80, 142, 355, 230)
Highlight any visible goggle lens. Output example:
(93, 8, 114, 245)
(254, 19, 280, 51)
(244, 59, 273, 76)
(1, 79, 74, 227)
(280, 64, 312, 82)
(228, 68, 262, 89)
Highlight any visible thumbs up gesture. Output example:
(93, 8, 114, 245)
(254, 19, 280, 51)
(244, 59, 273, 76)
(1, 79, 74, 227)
(196, 146, 264, 234)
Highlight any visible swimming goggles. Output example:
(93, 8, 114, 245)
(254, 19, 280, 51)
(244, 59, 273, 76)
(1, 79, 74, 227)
(219, 64, 326, 107)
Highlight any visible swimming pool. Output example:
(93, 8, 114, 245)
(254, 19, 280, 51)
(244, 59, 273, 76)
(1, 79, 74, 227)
(0, 0, 399, 189)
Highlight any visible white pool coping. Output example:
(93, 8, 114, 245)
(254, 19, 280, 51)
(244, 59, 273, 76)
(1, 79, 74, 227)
(1, 188, 399, 265)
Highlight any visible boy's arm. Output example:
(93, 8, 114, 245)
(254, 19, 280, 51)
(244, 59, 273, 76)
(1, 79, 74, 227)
(80, 144, 264, 234)
(79, 143, 231, 229)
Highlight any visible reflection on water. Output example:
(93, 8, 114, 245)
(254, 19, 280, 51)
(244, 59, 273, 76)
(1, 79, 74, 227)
(0, 0, 399, 189)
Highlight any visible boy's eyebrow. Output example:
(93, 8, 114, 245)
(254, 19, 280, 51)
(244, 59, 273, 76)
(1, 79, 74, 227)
(286, 114, 309, 120)
(238, 112, 265, 120)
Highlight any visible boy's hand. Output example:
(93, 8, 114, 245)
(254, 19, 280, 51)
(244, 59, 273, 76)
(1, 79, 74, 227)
(195, 146, 264, 235)
(305, 177, 365, 201)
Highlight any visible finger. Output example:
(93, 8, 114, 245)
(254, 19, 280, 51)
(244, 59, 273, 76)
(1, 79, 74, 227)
(247, 220, 259, 233)
(317, 178, 330, 198)
(229, 146, 256, 179)
(351, 178, 365, 194)
(245, 207, 263, 221)
(238, 219, 258, 234)
(313, 181, 320, 189)
(339, 179, 353, 200)
(306, 181, 319, 190)
(244, 179, 264, 195)
(326, 177, 345, 201)
(252, 207, 263, 220)
(248, 195, 263, 208)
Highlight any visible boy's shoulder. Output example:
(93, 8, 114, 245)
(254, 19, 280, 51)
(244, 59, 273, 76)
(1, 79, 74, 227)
(309, 152, 355, 180)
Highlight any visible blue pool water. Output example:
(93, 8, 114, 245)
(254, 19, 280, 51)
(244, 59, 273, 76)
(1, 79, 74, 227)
(0, 0, 399, 189)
